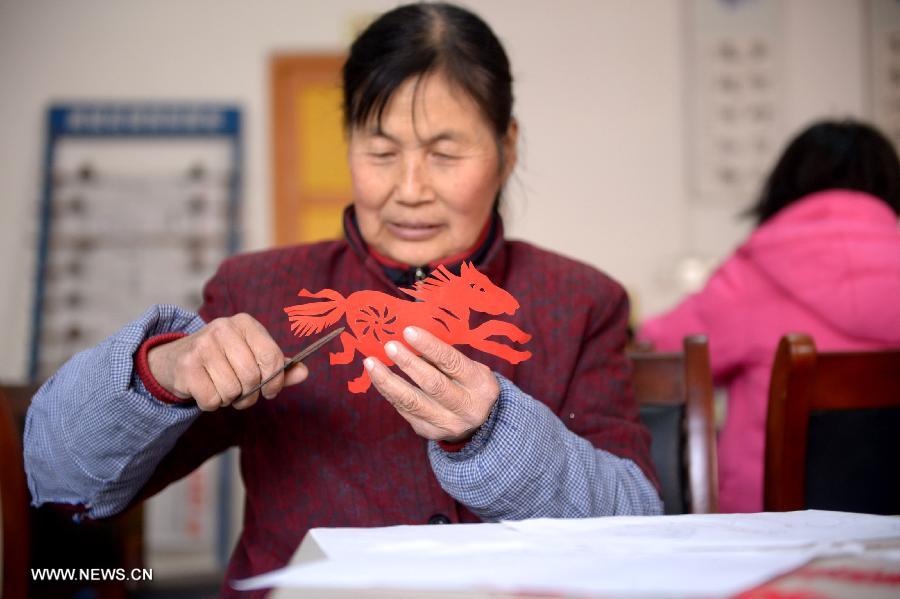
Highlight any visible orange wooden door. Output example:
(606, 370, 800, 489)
(271, 54, 351, 246)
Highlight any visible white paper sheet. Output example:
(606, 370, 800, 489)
(501, 509, 900, 553)
(232, 510, 900, 597)
(235, 551, 814, 598)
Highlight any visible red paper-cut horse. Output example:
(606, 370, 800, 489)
(283, 262, 532, 393)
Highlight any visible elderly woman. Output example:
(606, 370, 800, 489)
(25, 2, 661, 593)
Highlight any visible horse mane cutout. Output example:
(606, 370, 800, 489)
(400, 264, 459, 301)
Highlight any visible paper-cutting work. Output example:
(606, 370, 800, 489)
(283, 262, 532, 393)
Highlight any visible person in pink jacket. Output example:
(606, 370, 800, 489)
(640, 120, 900, 513)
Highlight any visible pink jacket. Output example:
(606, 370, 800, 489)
(640, 189, 900, 513)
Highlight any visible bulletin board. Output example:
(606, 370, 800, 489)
(271, 54, 352, 246)
(29, 102, 242, 573)
(30, 103, 242, 379)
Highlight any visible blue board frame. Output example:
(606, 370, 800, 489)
(29, 102, 243, 568)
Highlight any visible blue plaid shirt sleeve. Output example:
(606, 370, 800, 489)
(23, 304, 205, 519)
(428, 373, 664, 519)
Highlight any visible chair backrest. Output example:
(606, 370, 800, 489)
(764, 333, 900, 513)
(1, 383, 147, 596)
(0, 386, 31, 599)
(629, 335, 718, 514)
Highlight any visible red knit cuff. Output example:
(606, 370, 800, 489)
(135, 332, 190, 405)
(437, 435, 473, 453)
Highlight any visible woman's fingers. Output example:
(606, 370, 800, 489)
(231, 313, 288, 399)
(150, 313, 308, 411)
(227, 314, 310, 402)
(282, 362, 310, 387)
(201, 337, 245, 408)
(364, 357, 445, 436)
(384, 340, 459, 404)
(401, 327, 474, 384)
(394, 327, 499, 417)
(365, 356, 428, 416)
(178, 355, 222, 412)
(369, 329, 500, 441)
(214, 318, 265, 404)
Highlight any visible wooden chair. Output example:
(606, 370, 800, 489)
(0, 386, 30, 599)
(764, 333, 900, 513)
(2, 383, 146, 598)
(628, 335, 718, 514)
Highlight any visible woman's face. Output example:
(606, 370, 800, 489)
(348, 71, 517, 266)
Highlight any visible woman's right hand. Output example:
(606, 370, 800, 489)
(147, 313, 308, 411)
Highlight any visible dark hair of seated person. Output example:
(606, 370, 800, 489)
(342, 2, 514, 210)
(746, 120, 900, 225)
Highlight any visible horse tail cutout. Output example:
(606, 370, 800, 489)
(284, 288, 347, 337)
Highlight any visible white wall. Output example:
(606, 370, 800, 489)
(0, 0, 867, 380)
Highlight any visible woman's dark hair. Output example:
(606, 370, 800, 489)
(342, 2, 513, 143)
(747, 120, 900, 225)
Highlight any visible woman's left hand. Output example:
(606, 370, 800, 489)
(364, 326, 499, 442)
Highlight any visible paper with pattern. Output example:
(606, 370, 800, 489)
(283, 262, 532, 393)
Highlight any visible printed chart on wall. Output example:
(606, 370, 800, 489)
(30, 103, 242, 578)
(686, 0, 785, 204)
(869, 0, 900, 149)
